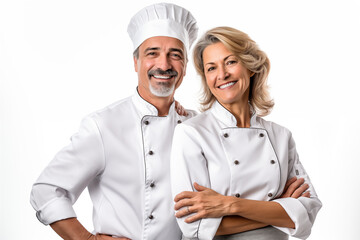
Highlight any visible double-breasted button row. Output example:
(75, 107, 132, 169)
(148, 150, 154, 155)
(235, 193, 241, 198)
(144, 120, 150, 125)
(223, 132, 266, 138)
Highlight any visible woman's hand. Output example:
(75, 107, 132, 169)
(174, 182, 232, 223)
(175, 100, 188, 116)
(280, 177, 310, 198)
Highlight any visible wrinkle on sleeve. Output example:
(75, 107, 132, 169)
(272, 133, 322, 239)
(30, 116, 106, 225)
(171, 124, 222, 240)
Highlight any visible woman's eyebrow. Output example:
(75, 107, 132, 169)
(205, 54, 234, 66)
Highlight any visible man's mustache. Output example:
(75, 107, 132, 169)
(148, 69, 178, 77)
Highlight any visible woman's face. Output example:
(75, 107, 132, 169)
(203, 42, 253, 107)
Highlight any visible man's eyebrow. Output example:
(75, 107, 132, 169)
(169, 48, 184, 55)
(143, 47, 184, 56)
(144, 47, 160, 53)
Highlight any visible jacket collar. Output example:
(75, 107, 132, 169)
(132, 88, 176, 117)
(210, 100, 262, 128)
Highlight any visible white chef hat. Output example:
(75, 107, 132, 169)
(127, 3, 198, 51)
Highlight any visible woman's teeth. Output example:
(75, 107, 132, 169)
(219, 81, 236, 89)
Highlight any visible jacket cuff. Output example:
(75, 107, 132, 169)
(272, 198, 312, 239)
(35, 197, 76, 225)
(197, 217, 222, 240)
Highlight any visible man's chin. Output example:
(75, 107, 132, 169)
(149, 85, 175, 97)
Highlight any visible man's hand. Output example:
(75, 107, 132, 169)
(50, 218, 131, 240)
(280, 176, 310, 198)
(89, 233, 131, 240)
(175, 100, 188, 116)
(174, 182, 230, 223)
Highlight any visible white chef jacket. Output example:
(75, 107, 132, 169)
(171, 101, 322, 240)
(30, 90, 196, 240)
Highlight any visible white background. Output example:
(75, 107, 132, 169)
(1, 0, 359, 239)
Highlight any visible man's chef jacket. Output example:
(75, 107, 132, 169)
(30, 90, 196, 240)
(171, 101, 322, 240)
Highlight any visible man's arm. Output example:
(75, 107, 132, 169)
(50, 218, 130, 240)
(50, 218, 93, 240)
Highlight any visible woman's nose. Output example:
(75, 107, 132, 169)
(217, 65, 229, 80)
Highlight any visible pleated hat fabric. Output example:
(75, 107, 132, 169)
(127, 3, 198, 51)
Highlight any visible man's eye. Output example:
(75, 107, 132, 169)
(147, 52, 156, 56)
(171, 53, 182, 59)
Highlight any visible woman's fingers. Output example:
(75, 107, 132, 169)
(301, 191, 311, 198)
(174, 198, 193, 211)
(174, 191, 196, 202)
(281, 178, 305, 198)
(185, 212, 203, 223)
(175, 205, 195, 218)
(291, 183, 309, 198)
(283, 176, 297, 193)
(174, 100, 188, 116)
(193, 182, 208, 191)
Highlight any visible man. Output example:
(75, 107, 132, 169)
(30, 3, 198, 240)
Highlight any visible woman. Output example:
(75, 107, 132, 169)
(170, 27, 322, 240)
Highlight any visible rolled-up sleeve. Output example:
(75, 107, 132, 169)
(171, 124, 222, 240)
(272, 134, 322, 239)
(30, 116, 105, 225)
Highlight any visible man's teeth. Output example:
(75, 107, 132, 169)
(219, 81, 236, 89)
(153, 75, 171, 79)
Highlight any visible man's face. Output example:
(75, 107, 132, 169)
(134, 36, 186, 99)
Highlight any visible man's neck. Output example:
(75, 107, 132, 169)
(138, 88, 174, 116)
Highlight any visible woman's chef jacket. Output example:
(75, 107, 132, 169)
(30, 90, 196, 240)
(171, 101, 322, 240)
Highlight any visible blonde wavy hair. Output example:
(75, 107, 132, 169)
(193, 26, 274, 116)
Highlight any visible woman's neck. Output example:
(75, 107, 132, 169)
(223, 100, 251, 128)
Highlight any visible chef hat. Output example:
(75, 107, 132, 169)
(127, 3, 198, 51)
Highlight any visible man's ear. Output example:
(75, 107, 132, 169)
(133, 56, 138, 73)
(183, 62, 187, 77)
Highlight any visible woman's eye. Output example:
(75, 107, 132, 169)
(207, 67, 215, 72)
(226, 60, 237, 65)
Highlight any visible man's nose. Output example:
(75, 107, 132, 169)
(156, 54, 172, 70)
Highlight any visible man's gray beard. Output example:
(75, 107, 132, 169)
(149, 82, 175, 97)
